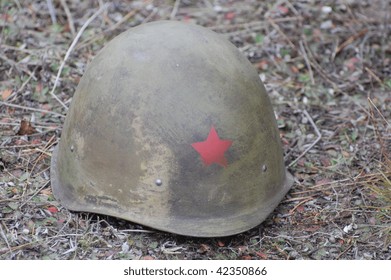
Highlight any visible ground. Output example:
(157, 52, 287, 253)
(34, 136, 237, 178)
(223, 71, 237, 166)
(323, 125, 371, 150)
(0, 0, 390, 260)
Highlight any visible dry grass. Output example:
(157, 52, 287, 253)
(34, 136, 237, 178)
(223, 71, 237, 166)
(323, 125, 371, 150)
(1, 0, 390, 259)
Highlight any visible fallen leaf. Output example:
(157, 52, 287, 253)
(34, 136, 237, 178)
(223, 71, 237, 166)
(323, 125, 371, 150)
(241, 255, 252, 260)
(40, 188, 52, 196)
(257, 60, 268, 70)
(197, 244, 211, 254)
(217, 240, 225, 247)
(237, 245, 247, 252)
(305, 225, 321, 232)
(296, 205, 305, 213)
(141, 256, 155, 260)
(345, 57, 360, 71)
(277, 5, 289, 15)
(47, 206, 58, 213)
(1, 89, 12, 100)
(290, 65, 299, 73)
(17, 119, 36, 135)
(225, 12, 235, 20)
(255, 251, 268, 259)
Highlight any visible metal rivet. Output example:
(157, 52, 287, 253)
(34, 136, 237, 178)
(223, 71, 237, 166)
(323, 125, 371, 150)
(262, 164, 267, 172)
(70, 145, 74, 152)
(155, 179, 162, 186)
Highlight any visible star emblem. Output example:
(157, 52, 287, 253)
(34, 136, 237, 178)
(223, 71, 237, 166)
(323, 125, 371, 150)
(191, 126, 233, 167)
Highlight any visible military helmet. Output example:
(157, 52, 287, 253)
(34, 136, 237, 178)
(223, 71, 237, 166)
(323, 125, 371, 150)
(50, 20, 293, 237)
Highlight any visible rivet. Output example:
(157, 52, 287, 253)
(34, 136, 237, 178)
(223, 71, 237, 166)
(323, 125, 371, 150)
(155, 179, 162, 186)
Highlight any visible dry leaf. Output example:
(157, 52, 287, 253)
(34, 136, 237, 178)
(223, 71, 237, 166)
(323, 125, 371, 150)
(217, 240, 225, 247)
(47, 206, 58, 214)
(197, 244, 211, 254)
(1, 89, 12, 100)
(17, 119, 36, 135)
(255, 251, 268, 259)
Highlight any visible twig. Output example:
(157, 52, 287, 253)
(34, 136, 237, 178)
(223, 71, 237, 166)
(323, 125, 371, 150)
(267, 17, 296, 49)
(283, 195, 314, 202)
(50, 3, 110, 110)
(119, 229, 155, 233)
(170, 0, 181, 20)
(299, 39, 315, 85)
(28, 135, 56, 179)
(0, 241, 37, 255)
(301, 38, 338, 88)
(5, 66, 38, 101)
(335, 29, 368, 56)
(0, 54, 35, 77)
(46, 0, 57, 24)
(211, 17, 302, 31)
(19, 180, 50, 208)
(60, 0, 76, 36)
(274, 244, 290, 259)
(0, 101, 65, 118)
(367, 96, 390, 128)
(336, 242, 355, 259)
(76, 6, 143, 50)
(289, 197, 314, 214)
(0, 223, 11, 254)
(365, 67, 384, 87)
(289, 110, 322, 167)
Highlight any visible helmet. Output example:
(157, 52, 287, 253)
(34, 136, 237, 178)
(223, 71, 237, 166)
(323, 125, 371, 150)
(50, 20, 293, 237)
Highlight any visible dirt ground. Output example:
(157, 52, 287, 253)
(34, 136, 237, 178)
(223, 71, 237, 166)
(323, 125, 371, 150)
(0, 0, 390, 260)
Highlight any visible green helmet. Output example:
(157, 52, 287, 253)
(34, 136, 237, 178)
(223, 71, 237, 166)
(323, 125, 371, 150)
(50, 20, 293, 237)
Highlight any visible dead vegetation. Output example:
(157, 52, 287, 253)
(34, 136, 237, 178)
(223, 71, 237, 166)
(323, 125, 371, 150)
(0, 0, 390, 259)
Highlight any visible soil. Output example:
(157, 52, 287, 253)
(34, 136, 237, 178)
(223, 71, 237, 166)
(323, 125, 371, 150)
(0, 0, 390, 260)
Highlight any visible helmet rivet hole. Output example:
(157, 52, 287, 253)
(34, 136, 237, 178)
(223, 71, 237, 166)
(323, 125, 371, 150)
(155, 179, 163, 186)
(262, 164, 267, 172)
(70, 145, 74, 152)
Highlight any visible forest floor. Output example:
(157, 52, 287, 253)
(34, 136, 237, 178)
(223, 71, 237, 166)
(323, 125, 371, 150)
(0, 0, 390, 260)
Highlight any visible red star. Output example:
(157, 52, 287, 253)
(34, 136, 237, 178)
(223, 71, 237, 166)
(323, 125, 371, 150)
(191, 126, 233, 167)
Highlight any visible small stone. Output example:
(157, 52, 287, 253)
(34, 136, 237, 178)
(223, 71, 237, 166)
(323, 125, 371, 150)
(320, 20, 333, 29)
(321, 6, 332, 14)
(213, 5, 223, 12)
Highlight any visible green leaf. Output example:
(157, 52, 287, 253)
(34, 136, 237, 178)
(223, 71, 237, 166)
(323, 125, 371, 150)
(149, 241, 158, 249)
(18, 172, 30, 182)
(255, 34, 264, 44)
(8, 201, 19, 210)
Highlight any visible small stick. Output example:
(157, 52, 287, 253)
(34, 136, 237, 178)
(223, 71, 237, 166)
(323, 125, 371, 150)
(336, 243, 354, 259)
(335, 29, 368, 56)
(267, 17, 296, 49)
(299, 40, 315, 85)
(289, 110, 322, 167)
(19, 180, 50, 208)
(0, 223, 11, 254)
(289, 197, 314, 214)
(170, 0, 181, 20)
(46, 0, 57, 24)
(0, 101, 65, 118)
(365, 67, 384, 87)
(119, 229, 155, 233)
(367, 96, 390, 127)
(49, 3, 110, 110)
(60, 0, 76, 36)
(283, 195, 314, 202)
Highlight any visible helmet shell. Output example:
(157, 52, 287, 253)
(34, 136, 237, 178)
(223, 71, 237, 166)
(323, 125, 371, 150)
(51, 20, 293, 237)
